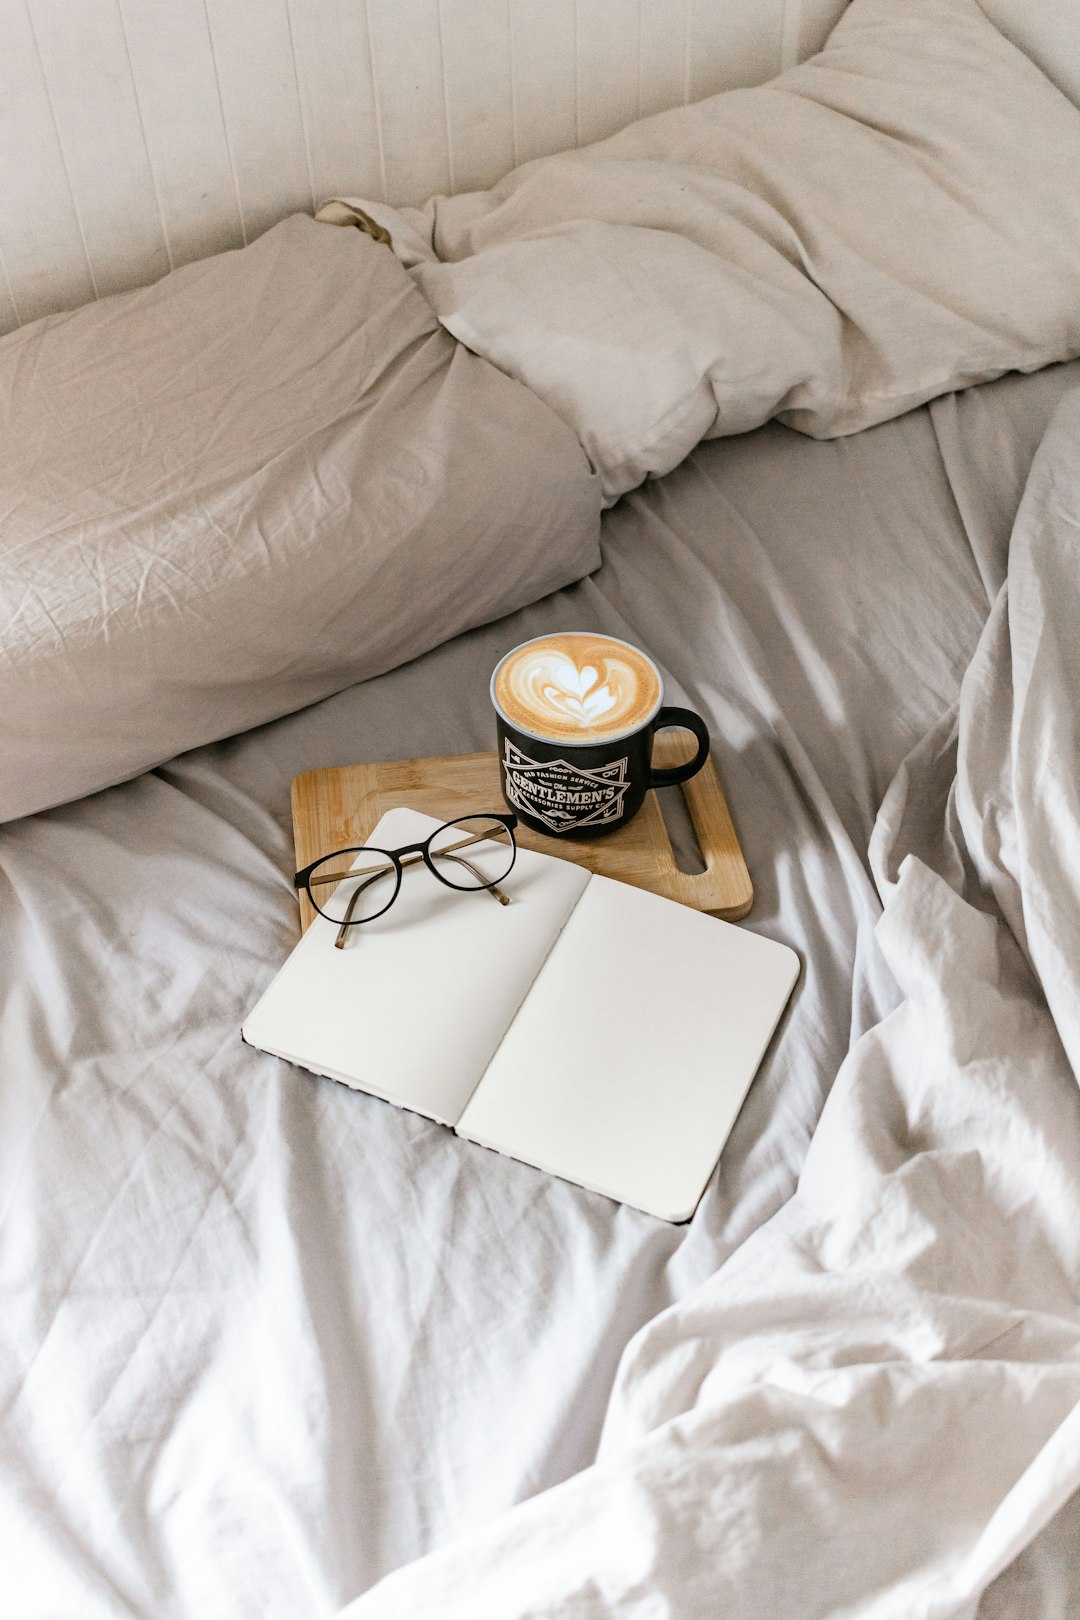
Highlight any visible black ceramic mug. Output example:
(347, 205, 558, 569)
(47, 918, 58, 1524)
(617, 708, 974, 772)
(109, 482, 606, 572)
(490, 631, 710, 838)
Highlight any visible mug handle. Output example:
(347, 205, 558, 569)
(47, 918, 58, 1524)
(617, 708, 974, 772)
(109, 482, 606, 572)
(648, 706, 711, 788)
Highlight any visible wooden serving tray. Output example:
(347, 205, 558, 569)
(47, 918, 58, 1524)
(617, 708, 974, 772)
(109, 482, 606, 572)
(291, 733, 752, 933)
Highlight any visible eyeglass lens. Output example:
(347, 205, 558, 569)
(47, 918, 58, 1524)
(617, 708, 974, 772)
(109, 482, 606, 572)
(427, 816, 515, 891)
(306, 851, 400, 926)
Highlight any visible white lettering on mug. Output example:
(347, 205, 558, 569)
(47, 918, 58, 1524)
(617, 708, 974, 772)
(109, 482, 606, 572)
(501, 740, 630, 833)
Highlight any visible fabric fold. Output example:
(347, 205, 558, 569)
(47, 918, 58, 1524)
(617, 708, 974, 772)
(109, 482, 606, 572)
(337, 395, 1080, 1618)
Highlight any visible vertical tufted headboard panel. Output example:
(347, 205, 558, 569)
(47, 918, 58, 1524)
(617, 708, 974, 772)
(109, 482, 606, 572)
(0, 0, 849, 335)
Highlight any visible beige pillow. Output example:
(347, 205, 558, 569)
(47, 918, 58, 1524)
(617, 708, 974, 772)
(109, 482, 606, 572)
(0, 216, 600, 822)
(335, 0, 1080, 502)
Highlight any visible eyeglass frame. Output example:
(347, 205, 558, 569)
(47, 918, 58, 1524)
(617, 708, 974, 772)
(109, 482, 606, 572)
(293, 812, 519, 948)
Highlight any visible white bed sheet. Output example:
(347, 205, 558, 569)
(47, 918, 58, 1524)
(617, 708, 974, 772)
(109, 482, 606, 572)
(2, 359, 1078, 1618)
(345, 381, 1080, 1616)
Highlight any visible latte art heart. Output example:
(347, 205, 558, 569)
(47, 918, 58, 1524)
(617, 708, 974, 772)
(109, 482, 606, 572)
(555, 662, 598, 698)
(494, 633, 662, 742)
(540, 664, 616, 724)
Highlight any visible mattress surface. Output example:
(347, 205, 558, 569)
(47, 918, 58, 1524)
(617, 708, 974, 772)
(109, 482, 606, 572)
(2, 358, 1077, 1617)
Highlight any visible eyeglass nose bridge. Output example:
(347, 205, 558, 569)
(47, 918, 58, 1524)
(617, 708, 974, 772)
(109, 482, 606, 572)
(401, 822, 515, 871)
(395, 839, 435, 869)
(398, 837, 434, 858)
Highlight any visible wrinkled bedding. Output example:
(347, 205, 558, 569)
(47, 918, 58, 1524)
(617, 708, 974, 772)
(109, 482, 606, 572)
(339, 0, 1080, 502)
(0, 215, 599, 823)
(2, 358, 1079, 1619)
(346, 383, 1080, 1618)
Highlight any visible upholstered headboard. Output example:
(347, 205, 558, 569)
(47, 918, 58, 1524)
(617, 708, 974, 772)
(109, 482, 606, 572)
(0, 0, 849, 335)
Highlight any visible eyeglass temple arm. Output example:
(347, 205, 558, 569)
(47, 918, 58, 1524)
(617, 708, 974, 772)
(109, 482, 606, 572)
(331, 849, 508, 948)
(437, 851, 511, 905)
(334, 870, 392, 949)
(307, 828, 505, 888)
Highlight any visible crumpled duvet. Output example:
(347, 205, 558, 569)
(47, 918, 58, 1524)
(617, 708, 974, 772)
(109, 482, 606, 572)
(331, 0, 1080, 505)
(336, 392, 1080, 1616)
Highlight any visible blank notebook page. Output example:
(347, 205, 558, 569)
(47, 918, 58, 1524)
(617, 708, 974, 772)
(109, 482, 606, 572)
(242, 807, 590, 1125)
(457, 874, 799, 1220)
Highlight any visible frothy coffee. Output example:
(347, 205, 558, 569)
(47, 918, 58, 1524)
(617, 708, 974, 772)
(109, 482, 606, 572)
(492, 633, 662, 742)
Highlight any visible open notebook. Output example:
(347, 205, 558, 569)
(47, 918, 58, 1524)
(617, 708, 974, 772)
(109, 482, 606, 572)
(243, 807, 798, 1221)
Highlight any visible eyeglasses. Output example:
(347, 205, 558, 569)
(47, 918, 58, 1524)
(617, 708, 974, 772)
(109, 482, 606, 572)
(293, 813, 518, 949)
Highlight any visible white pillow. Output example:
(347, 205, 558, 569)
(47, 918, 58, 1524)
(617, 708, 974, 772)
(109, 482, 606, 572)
(0, 216, 600, 822)
(334, 0, 1080, 503)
